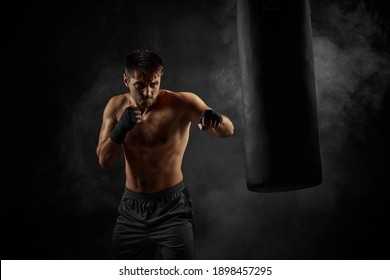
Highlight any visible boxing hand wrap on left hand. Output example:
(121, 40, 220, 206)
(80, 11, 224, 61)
(198, 109, 223, 128)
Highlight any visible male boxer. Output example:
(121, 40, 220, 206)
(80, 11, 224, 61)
(96, 50, 234, 260)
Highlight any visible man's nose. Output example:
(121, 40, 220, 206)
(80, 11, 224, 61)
(143, 86, 153, 97)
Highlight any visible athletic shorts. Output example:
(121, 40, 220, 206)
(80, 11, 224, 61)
(111, 181, 195, 260)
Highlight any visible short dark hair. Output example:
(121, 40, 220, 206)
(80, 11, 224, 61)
(125, 50, 164, 79)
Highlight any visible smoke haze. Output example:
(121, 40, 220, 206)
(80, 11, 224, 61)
(4, 0, 389, 259)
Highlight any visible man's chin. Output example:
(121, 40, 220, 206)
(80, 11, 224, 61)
(141, 100, 153, 109)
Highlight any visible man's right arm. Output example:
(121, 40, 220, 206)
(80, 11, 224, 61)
(96, 97, 141, 170)
(96, 97, 123, 170)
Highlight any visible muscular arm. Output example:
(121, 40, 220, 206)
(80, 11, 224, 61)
(182, 92, 234, 138)
(96, 97, 123, 170)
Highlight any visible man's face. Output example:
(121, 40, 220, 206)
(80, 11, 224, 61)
(124, 70, 162, 109)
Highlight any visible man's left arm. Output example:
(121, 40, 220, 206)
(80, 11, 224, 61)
(182, 92, 234, 138)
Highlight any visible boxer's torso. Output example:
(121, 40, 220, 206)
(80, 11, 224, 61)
(115, 90, 191, 193)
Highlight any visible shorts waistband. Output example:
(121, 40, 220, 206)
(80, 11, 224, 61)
(124, 181, 185, 201)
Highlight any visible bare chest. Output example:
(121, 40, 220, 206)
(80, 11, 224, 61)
(125, 109, 179, 148)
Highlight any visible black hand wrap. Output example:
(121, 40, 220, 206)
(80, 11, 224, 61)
(110, 107, 137, 144)
(199, 109, 223, 126)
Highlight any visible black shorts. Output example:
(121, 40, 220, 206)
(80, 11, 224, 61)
(111, 181, 195, 260)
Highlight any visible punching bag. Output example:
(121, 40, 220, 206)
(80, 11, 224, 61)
(237, 0, 322, 192)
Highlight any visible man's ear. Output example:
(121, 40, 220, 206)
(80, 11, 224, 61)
(123, 74, 129, 87)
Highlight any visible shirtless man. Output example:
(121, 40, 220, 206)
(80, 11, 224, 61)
(96, 50, 234, 260)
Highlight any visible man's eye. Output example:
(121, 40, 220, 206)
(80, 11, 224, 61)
(135, 83, 145, 90)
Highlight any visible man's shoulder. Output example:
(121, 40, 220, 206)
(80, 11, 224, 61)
(108, 93, 128, 102)
(160, 90, 206, 111)
(106, 93, 131, 107)
(161, 90, 199, 102)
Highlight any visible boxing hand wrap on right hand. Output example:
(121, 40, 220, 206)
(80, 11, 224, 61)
(110, 107, 137, 144)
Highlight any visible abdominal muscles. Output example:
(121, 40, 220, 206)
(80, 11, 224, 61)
(123, 121, 190, 191)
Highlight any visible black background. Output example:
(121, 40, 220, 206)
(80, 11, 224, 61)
(4, 0, 390, 259)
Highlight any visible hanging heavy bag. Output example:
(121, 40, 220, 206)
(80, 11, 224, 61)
(237, 0, 322, 192)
